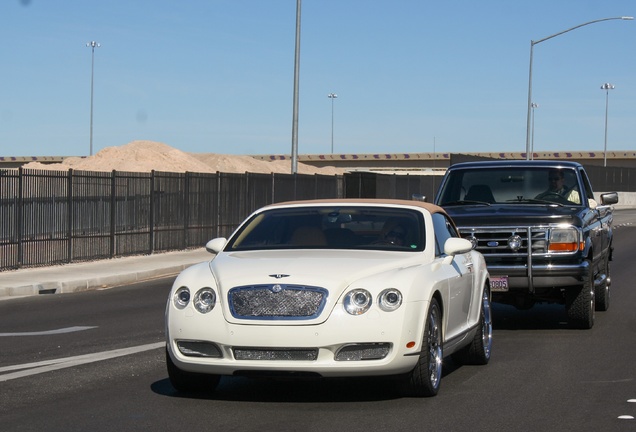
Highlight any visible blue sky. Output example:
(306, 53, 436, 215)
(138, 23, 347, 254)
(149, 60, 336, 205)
(1, 0, 634, 157)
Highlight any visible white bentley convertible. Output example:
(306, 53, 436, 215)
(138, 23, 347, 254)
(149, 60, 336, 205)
(165, 199, 492, 397)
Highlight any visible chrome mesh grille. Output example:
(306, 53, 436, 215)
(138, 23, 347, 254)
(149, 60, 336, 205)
(228, 284, 328, 320)
(233, 348, 318, 361)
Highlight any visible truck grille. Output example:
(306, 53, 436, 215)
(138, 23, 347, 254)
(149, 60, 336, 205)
(228, 284, 328, 320)
(458, 226, 549, 257)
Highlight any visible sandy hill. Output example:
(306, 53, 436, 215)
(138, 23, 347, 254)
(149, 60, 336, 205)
(21, 140, 345, 175)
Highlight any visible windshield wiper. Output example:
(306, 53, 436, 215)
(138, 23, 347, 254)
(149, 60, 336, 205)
(442, 200, 492, 206)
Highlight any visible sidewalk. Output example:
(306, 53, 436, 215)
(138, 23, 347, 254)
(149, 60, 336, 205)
(0, 248, 212, 299)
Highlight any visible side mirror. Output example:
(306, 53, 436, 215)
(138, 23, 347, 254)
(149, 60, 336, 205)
(600, 192, 619, 206)
(411, 193, 427, 202)
(205, 237, 227, 254)
(444, 237, 473, 256)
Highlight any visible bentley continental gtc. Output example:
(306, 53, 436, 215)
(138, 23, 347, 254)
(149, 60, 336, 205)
(165, 199, 492, 397)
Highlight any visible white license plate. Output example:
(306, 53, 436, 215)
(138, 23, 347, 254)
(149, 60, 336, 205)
(490, 276, 509, 292)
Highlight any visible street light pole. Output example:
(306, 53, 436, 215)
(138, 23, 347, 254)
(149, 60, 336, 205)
(525, 16, 632, 160)
(86, 41, 100, 156)
(290, 0, 301, 174)
(601, 83, 615, 167)
(531, 102, 538, 159)
(328, 93, 337, 153)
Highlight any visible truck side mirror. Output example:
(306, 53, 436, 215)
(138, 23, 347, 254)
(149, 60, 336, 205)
(600, 192, 619, 206)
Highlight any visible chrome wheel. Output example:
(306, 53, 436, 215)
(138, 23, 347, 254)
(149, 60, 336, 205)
(481, 288, 493, 360)
(404, 298, 443, 397)
(427, 304, 443, 389)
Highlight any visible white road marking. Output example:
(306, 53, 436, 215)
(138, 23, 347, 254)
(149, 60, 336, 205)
(0, 326, 97, 337)
(617, 399, 636, 420)
(0, 341, 164, 382)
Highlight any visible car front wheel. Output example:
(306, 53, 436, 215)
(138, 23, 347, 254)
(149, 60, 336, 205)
(403, 298, 443, 397)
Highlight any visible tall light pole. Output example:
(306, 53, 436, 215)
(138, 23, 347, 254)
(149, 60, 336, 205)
(86, 41, 100, 156)
(328, 93, 337, 153)
(525, 16, 633, 160)
(531, 102, 538, 159)
(601, 83, 615, 167)
(290, 0, 301, 174)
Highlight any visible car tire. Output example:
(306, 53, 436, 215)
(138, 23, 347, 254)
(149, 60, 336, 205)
(403, 298, 443, 397)
(594, 255, 610, 312)
(565, 261, 595, 329)
(166, 348, 221, 393)
(453, 286, 492, 365)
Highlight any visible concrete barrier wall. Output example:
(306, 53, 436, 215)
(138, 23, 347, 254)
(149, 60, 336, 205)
(595, 192, 636, 209)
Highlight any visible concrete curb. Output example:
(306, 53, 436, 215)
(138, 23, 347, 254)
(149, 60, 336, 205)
(0, 248, 211, 299)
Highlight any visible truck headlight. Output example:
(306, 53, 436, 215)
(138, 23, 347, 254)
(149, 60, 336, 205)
(549, 227, 582, 252)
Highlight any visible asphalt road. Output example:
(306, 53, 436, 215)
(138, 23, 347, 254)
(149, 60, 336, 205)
(1, 213, 636, 431)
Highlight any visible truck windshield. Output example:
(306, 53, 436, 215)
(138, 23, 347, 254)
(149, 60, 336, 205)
(436, 167, 582, 206)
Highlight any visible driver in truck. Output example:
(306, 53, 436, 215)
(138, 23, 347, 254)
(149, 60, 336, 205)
(535, 169, 581, 204)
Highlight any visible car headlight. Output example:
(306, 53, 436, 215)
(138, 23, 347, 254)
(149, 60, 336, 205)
(174, 286, 190, 309)
(344, 289, 372, 315)
(378, 288, 402, 312)
(194, 287, 217, 314)
(549, 227, 582, 252)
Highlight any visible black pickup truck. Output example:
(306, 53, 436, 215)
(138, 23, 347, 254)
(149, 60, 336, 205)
(434, 160, 618, 329)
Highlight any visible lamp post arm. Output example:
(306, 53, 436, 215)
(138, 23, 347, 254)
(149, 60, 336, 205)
(533, 16, 633, 45)
(524, 16, 633, 160)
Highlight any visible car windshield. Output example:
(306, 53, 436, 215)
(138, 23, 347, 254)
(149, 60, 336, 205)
(225, 206, 425, 252)
(436, 167, 583, 206)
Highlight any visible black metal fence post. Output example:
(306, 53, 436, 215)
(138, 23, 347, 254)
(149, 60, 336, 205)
(110, 170, 116, 258)
(67, 169, 73, 263)
(17, 167, 24, 267)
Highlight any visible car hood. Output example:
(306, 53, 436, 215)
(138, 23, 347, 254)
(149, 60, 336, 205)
(210, 249, 418, 288)
(208, 249, 423, 324)
(443, 204, 584, 227)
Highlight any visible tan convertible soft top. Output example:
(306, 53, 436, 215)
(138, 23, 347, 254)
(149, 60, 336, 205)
(265, 198, 448, 216)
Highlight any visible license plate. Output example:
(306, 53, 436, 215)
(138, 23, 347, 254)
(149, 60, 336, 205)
(490, 276, 509, 292)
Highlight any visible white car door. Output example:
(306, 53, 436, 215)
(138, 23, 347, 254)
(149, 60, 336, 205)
(432, 213, 475, 341)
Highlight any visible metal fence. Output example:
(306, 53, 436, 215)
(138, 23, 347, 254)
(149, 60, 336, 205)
(0, 168, 345, 271)
(0, 164, 629, 271)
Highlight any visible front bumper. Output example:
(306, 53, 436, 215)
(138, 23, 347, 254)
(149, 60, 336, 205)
(487, 260, 589, 291)
(166, 300, 428, 378)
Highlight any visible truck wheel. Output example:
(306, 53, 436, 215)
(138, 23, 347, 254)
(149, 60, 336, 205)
(166, 348, 221, 393)
(404, 298, 443, 397)
(453, 286, 492, 365)
(595, 256, 611, 312)
(565, 262, 595, 329)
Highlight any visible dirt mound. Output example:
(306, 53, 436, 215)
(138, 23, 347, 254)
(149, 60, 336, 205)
(21, 140, 344, 175)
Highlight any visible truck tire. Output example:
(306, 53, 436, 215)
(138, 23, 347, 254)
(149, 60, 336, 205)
(595, 255, 611, 312)
(565, 261, 595, 329)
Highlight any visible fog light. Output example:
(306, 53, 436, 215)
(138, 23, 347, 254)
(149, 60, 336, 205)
(335, 343, 391, 361)
(177, 340, 222, 358)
